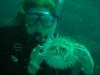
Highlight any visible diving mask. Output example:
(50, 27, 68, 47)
(25, 10, 57, 28)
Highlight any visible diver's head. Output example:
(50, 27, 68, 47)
(24, 7, 58, 39)
(22, 0, 58, 39)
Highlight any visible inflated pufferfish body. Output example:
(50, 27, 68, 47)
(43, 35, 94, 74)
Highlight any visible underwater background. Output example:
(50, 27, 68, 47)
(0, 0, 100, 75)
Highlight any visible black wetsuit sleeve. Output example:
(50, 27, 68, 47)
(0, 26, 30, 75)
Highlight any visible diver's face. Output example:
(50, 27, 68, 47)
(24, 7, 57, 38)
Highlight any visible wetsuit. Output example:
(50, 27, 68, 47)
(0, 25, 42, 75)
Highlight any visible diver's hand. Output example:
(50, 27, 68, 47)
(27, 45, 45, 75)
(30, 44, 45, 63)
(32, 44, 45, 55)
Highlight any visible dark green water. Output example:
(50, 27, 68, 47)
(57, 0, 100, 75)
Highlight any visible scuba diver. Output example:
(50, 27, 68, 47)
(0, 0, 58, 75)
(0, 0, 94, 75)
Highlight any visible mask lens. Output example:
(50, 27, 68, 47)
(25, 12, 56, 27)
(40, 14, 55, 27)
(41, 14, 53, 23)
(25, 14, 38, 25)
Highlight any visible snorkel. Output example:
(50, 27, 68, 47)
(56, 0, 64, 14)
(47, 0, 64, 39)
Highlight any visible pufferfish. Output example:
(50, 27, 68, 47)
(43, 35, 94, 74)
